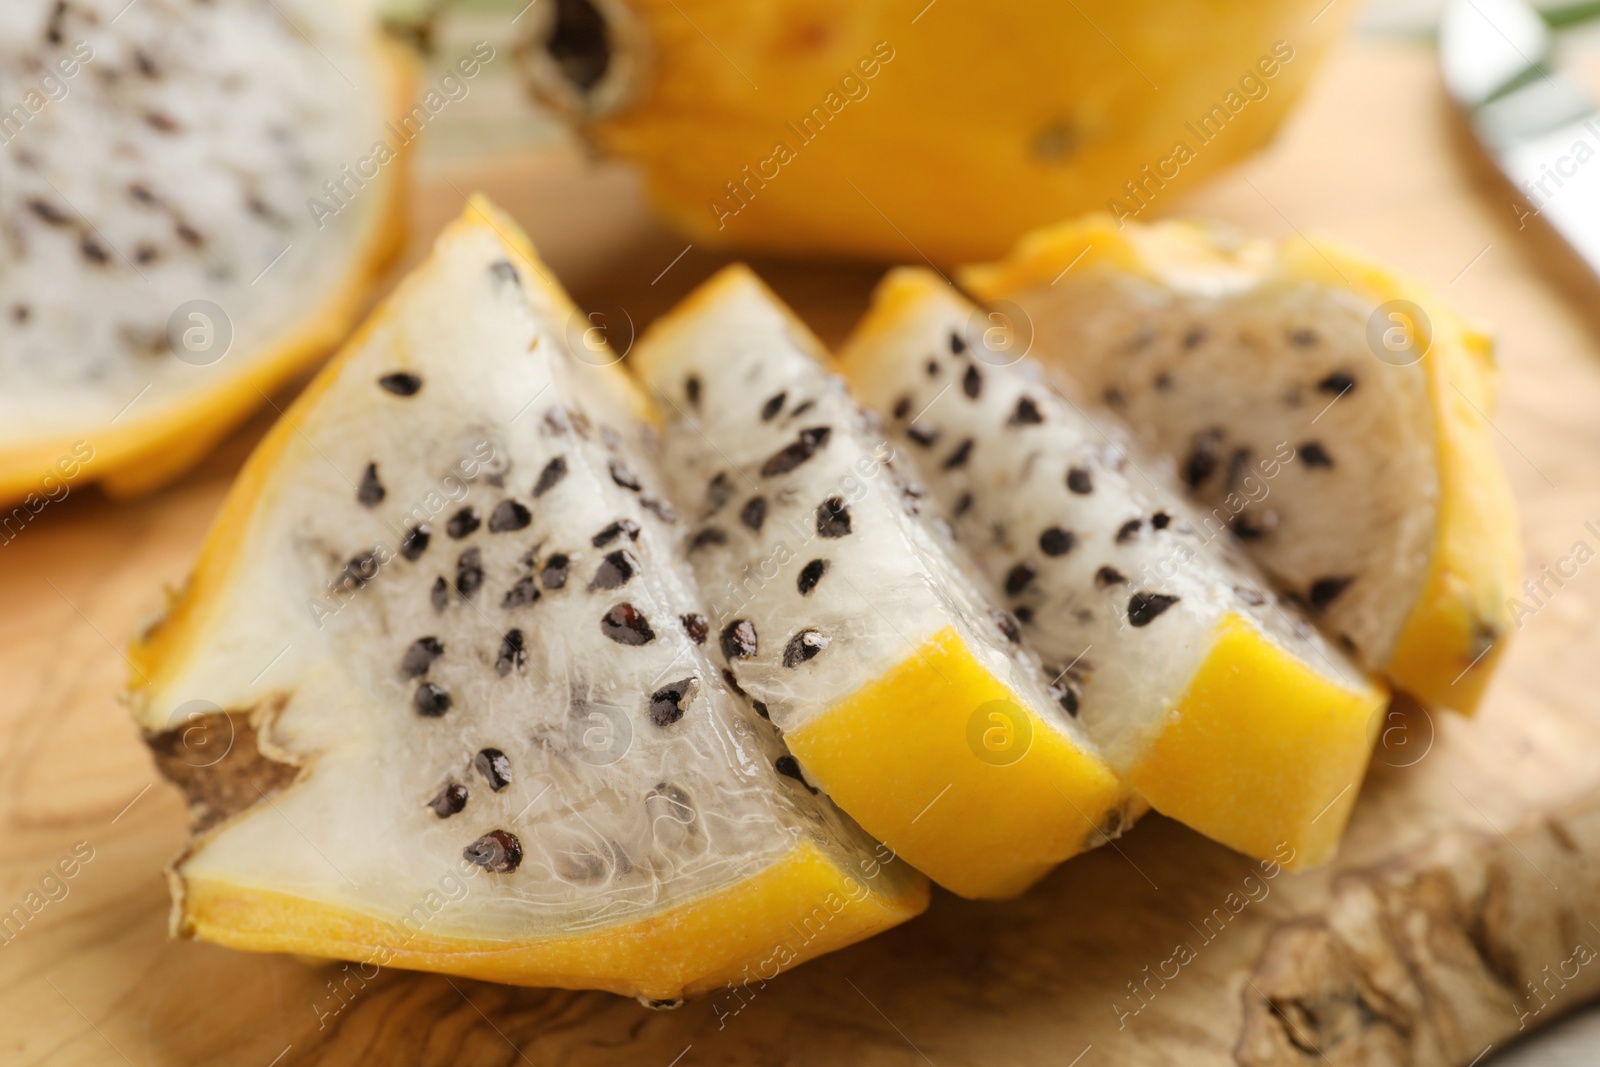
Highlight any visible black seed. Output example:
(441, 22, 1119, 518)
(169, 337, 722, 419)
(601, 603, 656, 645)
(1184, 429, 1224, 488)
(447, 507, 481, 538)
(721, 669, 747, 698)
(1183, 327, 1207, 349)
(496, 630, 526, 675)
(641, 495, 679, 524)
(791, 400, 816, 418)
(378, 372, 422, 396)
(950, 330, 967, 354)
(540, 554, 570, 589)
(1005, 561, 1037, 596)
(721, 619, 758, 660)
(962, 364, 982, 399)
(464, 829, 522, 873)
(502, 576, 541, 609)
(1318, 371, 1356, 396)
(429, 782, 467, 817)
(400, 524, 431, 561)
(1232, 515, 1268, 541)
(1009, 396, 1043, 425)
(1235, 584, 1269, 606)
(430, 576, 450, 612)
(752, 700, 770, 719)
(681, 613, 709, 644)
(954, 492, 974, 516)
(1104, 386, 1126, 408)
(489, 259, 520, 285)
(685, 375, 701, 409)
(1014, 606, 1035, 624)
(816, 496, 852, 538)
(705, 472, 734, 516)
(649, 677, 698, 726)
(689, 527, 728, 551)
(907, 424, 939, 448)
(1050, 681, 1079, 716)
(533, 456, 568, 497)
(592, 519, 640, 547)
(1066, 466, 1094, 494)
(892, 395, 912, 420)
(1039, 526, 1075, 557)
(991, 608, 1023, 645)
(590, 549, 640, 589)
(1151, 512, 1171, 530)
(455, 548, 484, 599)
(761, 427, 832, 477)
(414, 683, 452, 717)
(1154, 372, 1173, 391)
(740, 497, 767, 532)
(1128, 592, 1180, 627)
(358, 463, 385, 507)
(28, 198, 70, 226)
(1096, 566, 1127, 587)
(341, 552, 379, 589)
(1308, 576, 1354, 610)
(783, 628, 830, 668)
(943, 438, 975, 469)
(760, 392, 787, 421)
(1289, 328, 1318, 347)
(1116, 518, 1142, 543)
(774, 755, 818, 793)
(1300, 442, 1334, 468)
(609, 459, 642, 491)
(401, 636, 444, 678)
(797, 558, 828, 595)
(489, 499, 532, 533)
(926, 359, 940, 377)
(475, 748, 513, 790)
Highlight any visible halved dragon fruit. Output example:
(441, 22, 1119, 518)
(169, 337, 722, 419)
(961, 217, 1521, 713)
(628, 266, 1136, 900)
(0, 0, 415, 505)
(124, 200, 926, 1002)
(840, 269, 1387, 869)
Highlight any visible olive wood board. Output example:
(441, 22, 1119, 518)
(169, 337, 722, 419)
(4, 37, 1600, 1067)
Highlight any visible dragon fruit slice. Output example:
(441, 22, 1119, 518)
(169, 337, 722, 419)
(0, 0, 414, 506)
(960, 217, 1521, 714)
(628, 265, 1137, 900)
(840, 269, 1387, 869)
(124, 200, 927, 1002)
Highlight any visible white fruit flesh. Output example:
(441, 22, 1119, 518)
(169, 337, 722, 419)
(841, 270, 1386, 868)
(960, 219, 1519, 713)
(126, 201, 925, 1000)
(0, 0, 399, 473)
(629, 265, 1134, 899)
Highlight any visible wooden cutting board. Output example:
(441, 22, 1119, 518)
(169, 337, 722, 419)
(5, 37, 1600, 1067)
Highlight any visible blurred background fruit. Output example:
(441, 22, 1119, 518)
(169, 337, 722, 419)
(515, 0, 1358, 261)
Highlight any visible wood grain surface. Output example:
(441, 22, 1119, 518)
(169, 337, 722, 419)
(5, 37, 1600, 1067)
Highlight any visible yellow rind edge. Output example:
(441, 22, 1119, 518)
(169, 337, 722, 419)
(183, 839, 928, 1001)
